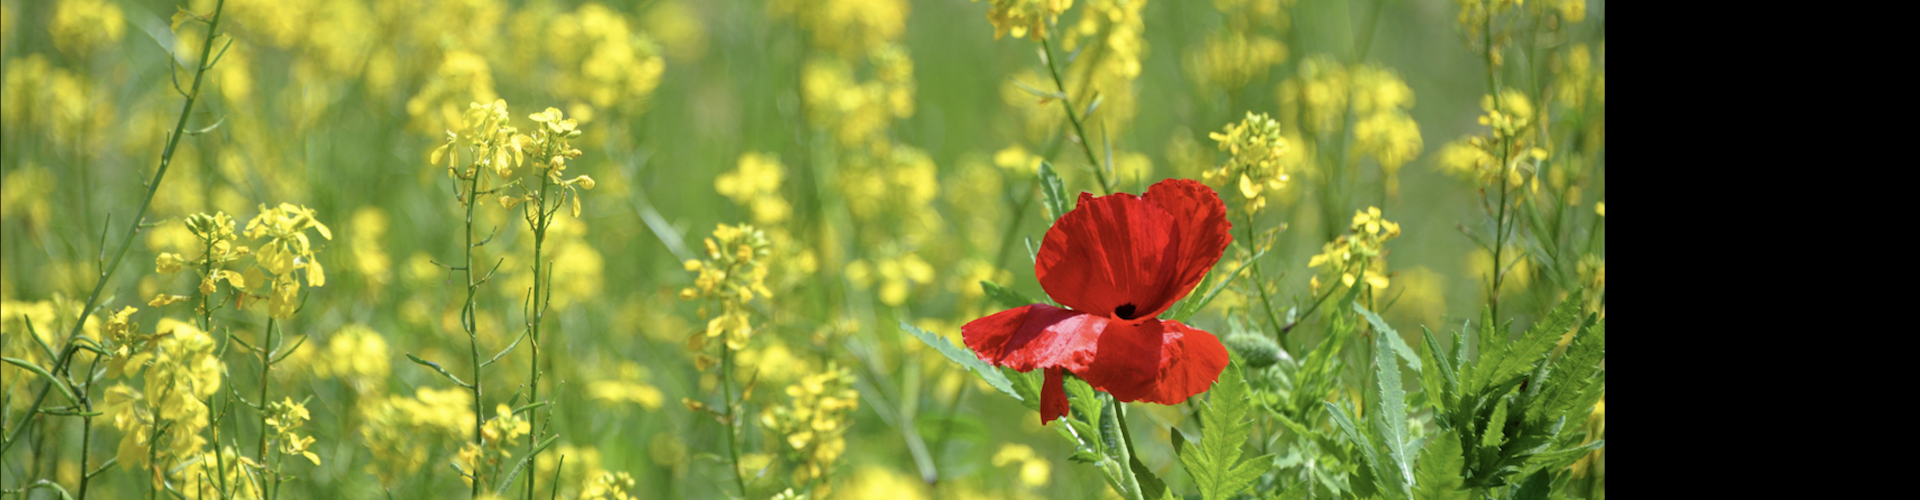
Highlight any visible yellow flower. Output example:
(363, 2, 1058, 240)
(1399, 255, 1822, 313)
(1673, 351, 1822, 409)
(1206, 112, 1290, 213)
(978, 0, 1073, 40)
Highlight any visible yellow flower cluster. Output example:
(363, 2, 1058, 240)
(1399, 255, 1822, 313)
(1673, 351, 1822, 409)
(1061, 0, 1147, 131)
(266, 397, 321, 464)
(50, 0, 125, 57)
(682, 224, 775, 354)
(1308, 207, 1401, 295)
(104, 318, 222, 483)
(0, 55, 114, 148)
(1207, 112, 1291, 214)
(546, 4, 667, 115)
(245, 203, 333, 318)
(761, 362, 860, 486)
(1436, 90, 1541, 188)
(500, 107, 596, 215)
(308, 324, 392, 396)
(588, 361, 667, 410)
(716, 152, 793, 226)
(801, 48, 916, 152)
(577, 470, 638, 500)
(432, 99, 525, 182)
(457, 404, 532, 483)
(1186, 31, 1289, 91)
(359, 388, 474, 485)
(845, 253, 935, 306)
(978, 0, 1073, 40)
(770, 0, 910, 55)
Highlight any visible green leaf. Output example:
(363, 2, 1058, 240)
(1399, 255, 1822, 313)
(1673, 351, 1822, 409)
(1178, 363, 1266, 500)
(405, 353, 472, 389)
(1413, 430, 1468, 500)
(1355, 303, 1422, 372)
(981, 280, 1043, 310)
(1506, 470, 1550, 500)
(1476, 396, 1510, 473)
(3, 357, 77, 405)
(1003, 366, 1044, 411)
(1419, 327, 1454, 415)
(899, 321, 1021, 403)
(1038, 161, 1072, 222)
(1476, 292, 1584, 395)
(1530, 317, 1605, 425)
(1361, 308, 1414, 494)
(1326, 400, 1394, 500)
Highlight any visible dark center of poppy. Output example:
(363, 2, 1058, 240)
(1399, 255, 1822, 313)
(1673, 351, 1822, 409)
(1114, 303, 1139, 320)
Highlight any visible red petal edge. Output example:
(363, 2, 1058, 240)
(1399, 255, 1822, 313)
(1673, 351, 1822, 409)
(1139, 320, 1230, 405)
(1034, 191, 1176, 317)
(1138, 179, 1232, 320)
(1079, 318, 1167, 402)
(1041, 367, 1069, 424)
(961, 304, 1102, 374)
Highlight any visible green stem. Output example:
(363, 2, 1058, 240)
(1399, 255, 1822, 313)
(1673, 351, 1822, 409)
(463, 171, 486, 497)
(74, 352, 100, 500)
(721, 343, 748, 499)
(0, 0, 229, 459)
(1241, 213, 1287, 344)
(524, 158, 552, 500)
(255, 317, 277, 498)
(1038, 37, 1113, 195)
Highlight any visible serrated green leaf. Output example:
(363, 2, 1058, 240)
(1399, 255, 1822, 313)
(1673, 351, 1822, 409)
(1002, 367, 1043, 411)
(1477, 397, 1510, 474)
(1529, 439, 1604, 472)
(899, 321, 1020, 403)
(1179, 363, 1264, 500)
(1530, 316, 1604, 425)
(1419, 327, 1454, 415)
(1363, 310, 1414, 493)
(980, 280, 1044, 310)
(1477, 292, 1584, 395)
(1065, 374, 1101, 428)
(1038, 161, 1072, 222)
(1413, 430, 1467, 500)
(1355, 303, 1422, 372)
(1326, 400, 1393, 499)
(1507, 470, 1550, 500)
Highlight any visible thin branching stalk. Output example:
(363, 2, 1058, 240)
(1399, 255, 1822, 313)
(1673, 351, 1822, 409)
(0, 0, 230, 459)
(1038, 37, 1114, 196)
(74, 351, 101, 500)
(253, 317, 277, 499)
(720, 343, 748, 499)
(461, 171, 487, 498)
(523, 154, 553, 500)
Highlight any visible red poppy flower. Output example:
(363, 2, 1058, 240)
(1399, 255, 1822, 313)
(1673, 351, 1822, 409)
(962, 179, 1233, 424)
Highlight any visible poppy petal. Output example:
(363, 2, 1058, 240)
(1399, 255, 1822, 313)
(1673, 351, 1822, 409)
(1079, 318, 1167, 402)
(1035, 191, 1177, 318)
(1139, 179, 1232, 320)
(1041, 367, 1069, 424)
(1139, 320, 1230, 405)
(961, 304, 1102, 373)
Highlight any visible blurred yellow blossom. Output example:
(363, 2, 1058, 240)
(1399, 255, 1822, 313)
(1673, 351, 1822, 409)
(992, 443, 1053, 487)
(50, 0, 125, 57)
(589, 361, 666, 410)
(977, 0, 1073, 40)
